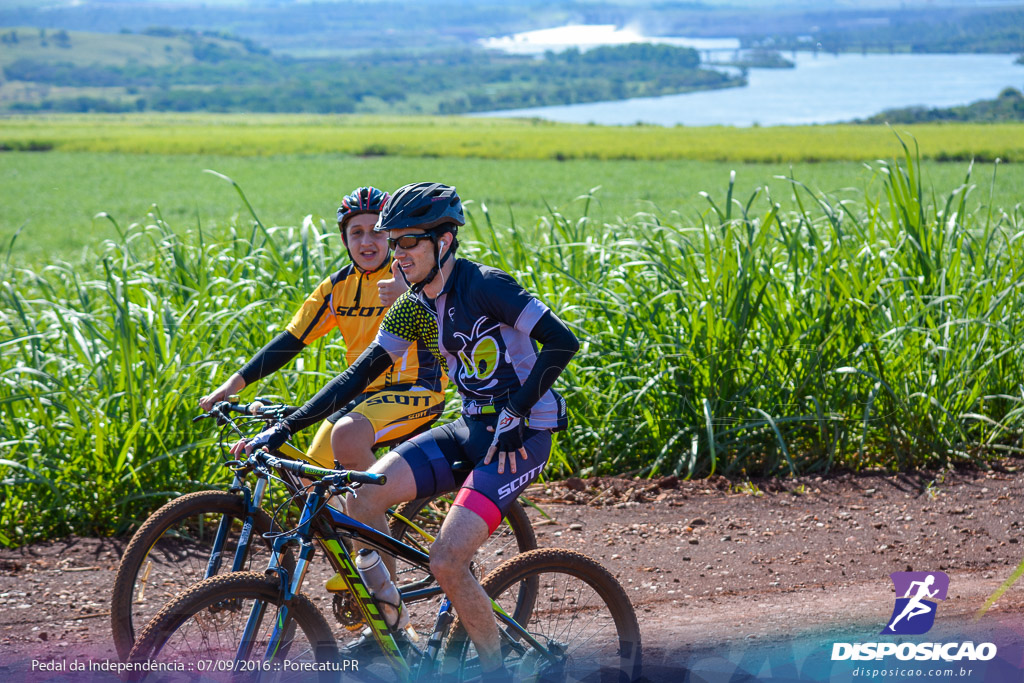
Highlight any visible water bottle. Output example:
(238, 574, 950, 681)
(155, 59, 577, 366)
(355, 549, 409, 630)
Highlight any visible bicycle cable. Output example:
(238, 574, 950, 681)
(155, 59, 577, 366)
(262, 478, 329, 541)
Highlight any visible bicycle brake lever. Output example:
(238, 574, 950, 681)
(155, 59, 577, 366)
(329, 484, 356, 497)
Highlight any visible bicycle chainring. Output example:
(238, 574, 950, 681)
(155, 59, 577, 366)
(332, 592, 365, 631)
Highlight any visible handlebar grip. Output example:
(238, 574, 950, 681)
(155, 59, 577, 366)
(248, 403, 297, 418)
(263, 455, 337, 480)
(262, 455, 308, 475)
(346, 471, 387, 486)
(258, 452, 386, 486)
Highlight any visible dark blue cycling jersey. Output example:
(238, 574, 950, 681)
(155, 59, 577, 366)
(377, 258, 568, 431)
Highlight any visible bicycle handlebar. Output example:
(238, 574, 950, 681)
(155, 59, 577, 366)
(192, 401, 298, 423)
(259, 451, 387, 487)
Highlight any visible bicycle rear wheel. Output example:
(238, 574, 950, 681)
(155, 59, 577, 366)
(111, 490, 291, 660)
(127, 571, 337, 682)
(446, 548, 642, 683)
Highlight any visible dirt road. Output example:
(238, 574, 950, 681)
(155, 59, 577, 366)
(2, 465, 1023, 681)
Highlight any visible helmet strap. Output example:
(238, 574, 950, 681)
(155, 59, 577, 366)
(409, 235, 454, 295)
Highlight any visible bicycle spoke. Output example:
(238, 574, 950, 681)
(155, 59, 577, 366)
(449, 549, 641, 683)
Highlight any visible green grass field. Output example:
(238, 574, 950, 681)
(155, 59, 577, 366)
(4, 114, 1024, 161)
(4, 116, 1021, 259)
(0, 27, 205, 68)
(3, 150, 1022, 258)
(2, 115, 1024, 544)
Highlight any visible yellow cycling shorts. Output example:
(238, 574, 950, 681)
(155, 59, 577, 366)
(305, 387, 445, 468)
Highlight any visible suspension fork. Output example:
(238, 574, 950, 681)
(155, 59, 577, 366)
(203, 474, 269, 579)
(239, 487, 322, 668)
(413, 597, 455, 681)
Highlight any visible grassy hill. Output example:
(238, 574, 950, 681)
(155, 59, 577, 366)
(0, 28, 739, 115)
(0, 27, 217, 68)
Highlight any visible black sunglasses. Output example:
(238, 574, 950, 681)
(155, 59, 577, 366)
(387, 233, 436, 250)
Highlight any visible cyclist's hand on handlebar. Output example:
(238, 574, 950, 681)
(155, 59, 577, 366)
(199, 388, 228, 413)
(485, 407, 529, 475)
(229, 423, 291, 456)
(199, 373, 246, 412)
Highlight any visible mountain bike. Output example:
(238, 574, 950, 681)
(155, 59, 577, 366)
(125, 449, 642, 682)
(111, 400, 537, 661)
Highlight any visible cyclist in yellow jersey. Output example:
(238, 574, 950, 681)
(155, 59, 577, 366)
(199, 186, 447, 473)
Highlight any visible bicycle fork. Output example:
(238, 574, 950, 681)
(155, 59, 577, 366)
(203, 475, 269, 579)
(234, 494, 318, 678)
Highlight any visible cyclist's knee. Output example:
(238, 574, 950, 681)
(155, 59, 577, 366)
(347, 454, 418, 518)
(429, 540, 471, 583)
(345, 488, 387, 523)
(430, 508, 488, 580)
(331, 415, 375, 470)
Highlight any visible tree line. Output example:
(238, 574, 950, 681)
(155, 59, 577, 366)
(859, 88, 1024, 124)
(4, 33, 741, 115)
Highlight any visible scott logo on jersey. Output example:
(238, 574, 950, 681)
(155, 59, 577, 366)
(336, 305, 388, 318)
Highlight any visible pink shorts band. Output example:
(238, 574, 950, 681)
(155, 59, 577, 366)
(453, 488, 502, 535)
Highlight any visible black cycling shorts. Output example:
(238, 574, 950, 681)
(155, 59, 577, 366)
(391, 415, 551, 534)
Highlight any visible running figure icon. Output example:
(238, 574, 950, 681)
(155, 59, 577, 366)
(888, 575, 938, 631)
(882, 571, 949, 635)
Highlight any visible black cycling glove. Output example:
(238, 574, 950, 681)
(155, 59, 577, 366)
(490, 406, 527, 453)
(246, 423, 291, 453)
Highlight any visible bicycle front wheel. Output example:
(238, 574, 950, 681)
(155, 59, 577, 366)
(127, 571, 337, 682)
(111, 490, 290, 660)
(446, 548, 642, 683)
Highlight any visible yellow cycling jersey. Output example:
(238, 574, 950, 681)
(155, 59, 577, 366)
(286, 258, 446, 394)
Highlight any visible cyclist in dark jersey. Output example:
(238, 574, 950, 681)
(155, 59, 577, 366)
(234, 182, 579, 680)
(202, 186, 446, 472)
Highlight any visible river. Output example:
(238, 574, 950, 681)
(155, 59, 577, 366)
(474, 26, 1023, 126)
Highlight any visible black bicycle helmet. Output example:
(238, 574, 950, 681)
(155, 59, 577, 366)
(375, 182, 464, 293)
(337, 186, 389, 235)
(373, 182, 464, 233)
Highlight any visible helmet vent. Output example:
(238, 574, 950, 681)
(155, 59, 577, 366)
(410, 205, 432, 218)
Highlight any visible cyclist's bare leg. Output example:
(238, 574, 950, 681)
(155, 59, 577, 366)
(331, 414, 376, 471)
(345, 451, 418, 577)
(429, 505, 502, 672)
